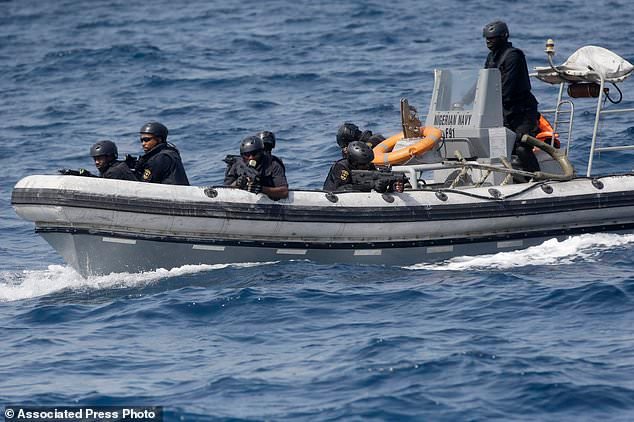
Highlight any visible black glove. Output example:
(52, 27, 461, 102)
(222, 154, 239, 166)
(78, 168, 93, 177)
(374, 179, 390, 193)
(236, 175, 249, 190)
(133, 156, 147, 174)
(124, 154, 138, 169)
(247, 180, 262, 194)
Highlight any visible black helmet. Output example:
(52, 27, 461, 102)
(347, 141, 374, 166)
(257, 131, 276, 150)
(336, 122, 362, 148)
(482, 20, 509, 39)
(240, 135, 264, 155)
(90, 140, 118, 159)
(140, 121, 168, 142)
(359, 130, 373, 143)
(367, 133, 386, 148)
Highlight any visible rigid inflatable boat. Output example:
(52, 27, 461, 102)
(11, 40, 634, 277)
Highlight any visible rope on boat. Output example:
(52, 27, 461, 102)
(425, 136, 576, 200)
(434, 181, 550, 201)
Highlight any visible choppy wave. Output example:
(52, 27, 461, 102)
(408, 233, 634, 271)
(4, 233, 633, 303)
(3, 0, 634, 419)
(0, 262, 276, 303)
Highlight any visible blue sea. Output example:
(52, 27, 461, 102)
(2, 0, 634, 420)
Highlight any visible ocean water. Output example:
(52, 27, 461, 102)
(2, 0, 634, 420)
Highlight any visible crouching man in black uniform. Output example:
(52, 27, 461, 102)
(134, 121, 190, 185)
(90, 140, 137, 180)
(323, 141, 404, 193)
(224, 135, 289, 200)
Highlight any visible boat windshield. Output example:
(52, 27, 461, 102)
(434, 70, 479, 112)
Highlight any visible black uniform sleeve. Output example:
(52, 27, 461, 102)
(500, 49, 531, 107)
(224, 161, 240, 186)
(104, 162, 139, 181)
(269, 160, 288, 187)
(150, 153, 174, 183)
(323, 161, 351, 191)
(137, 153, 172, 183)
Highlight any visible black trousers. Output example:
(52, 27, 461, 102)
(506, 108, 540, 173)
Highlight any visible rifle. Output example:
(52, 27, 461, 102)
(350, 169, 408, 193)
(57, 168, 96, 177)
(222, 154, 240, 167)
(233, 159, 262, 194)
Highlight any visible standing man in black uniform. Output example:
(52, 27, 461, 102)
(225, 135, 288, 200)
(483, 20, 540, 173)
(135, 121, 190, 185)
(90, 140, 137, 180)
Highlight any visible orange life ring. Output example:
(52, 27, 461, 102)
(372, 126, 443, 166)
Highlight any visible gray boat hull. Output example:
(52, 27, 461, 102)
(12, 175, 634, 277)
(37, 225, 631, 277)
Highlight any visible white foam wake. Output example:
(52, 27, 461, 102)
(406, 233, 634, 271)
(0, 262, 274, 302)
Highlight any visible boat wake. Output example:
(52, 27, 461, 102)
(0, 261, 276, 302)
(406, 233, 634, 271)
(3, 232, 633, 301)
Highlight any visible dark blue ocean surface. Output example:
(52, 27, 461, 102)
(2, 0, 634, 420)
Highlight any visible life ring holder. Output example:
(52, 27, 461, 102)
(372, 126, 443, 166)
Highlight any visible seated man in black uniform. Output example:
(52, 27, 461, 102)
(58, 140, 137, 180)
(224, 135, 289, 200)
(90, 140, 137, 180)
(323, 141, 404, 192)
(134, 121, 190, 185)
(223, 130, 286, 178)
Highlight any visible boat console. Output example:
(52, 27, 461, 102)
(391, 41, 634, 188)
(392, 67, 559, 188)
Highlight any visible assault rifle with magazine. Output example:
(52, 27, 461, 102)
(232, 158, 262, 194)
(350, 168, 408, 193)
